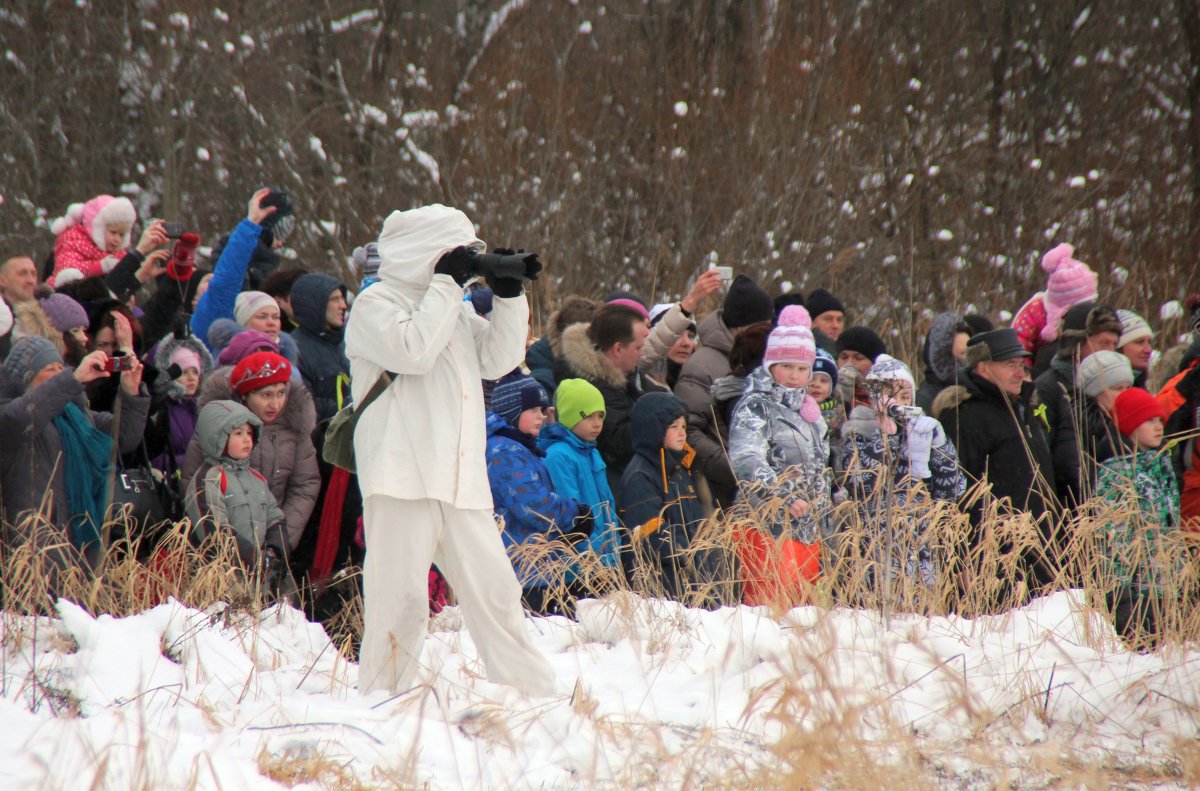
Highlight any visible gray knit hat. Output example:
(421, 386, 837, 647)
(1076, 350, 1133, 398)
(4, 336, 63, 387)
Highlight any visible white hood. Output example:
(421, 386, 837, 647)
(375, 204, 485, 290)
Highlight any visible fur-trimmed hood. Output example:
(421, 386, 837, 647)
(922, 312, 961, 385)
(153, 331, 215, 400)
(197, 364, 316, 438)
(558, 322, 628, 390)
(931, 384, 970, 419)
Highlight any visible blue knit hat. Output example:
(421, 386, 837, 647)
(4, 336, 63, 387)
(812, 348, 838, 388)
(491, 375, 550, 426)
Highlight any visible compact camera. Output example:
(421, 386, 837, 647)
(101, 355, 137, 373)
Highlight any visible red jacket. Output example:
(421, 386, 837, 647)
(1156, 360, 1200, 527)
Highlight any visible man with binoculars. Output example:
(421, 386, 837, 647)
(345, 204, 556, 698)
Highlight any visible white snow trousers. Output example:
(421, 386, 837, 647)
(357, 495, 557, 697)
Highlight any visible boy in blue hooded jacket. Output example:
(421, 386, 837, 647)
(539, 379, 622, 580)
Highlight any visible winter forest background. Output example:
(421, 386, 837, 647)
(3, 0, 1200, 359)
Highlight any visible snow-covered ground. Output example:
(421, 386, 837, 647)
(0, 592, 1195, 789)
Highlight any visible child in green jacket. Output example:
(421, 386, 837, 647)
(1096, 387, 1183, 646)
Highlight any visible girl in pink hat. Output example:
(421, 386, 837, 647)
(49, 195, 168, 286)
(1011, 243, 1099, 362)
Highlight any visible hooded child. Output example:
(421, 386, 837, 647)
(485, 375, 589, 615)
(185, 399, 292, 597)
(841, 354, 966, 589)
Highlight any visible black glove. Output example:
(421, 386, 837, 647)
(485, 247, 541, 298)
(433, 246, 477, 286)
(560, 504, 596, 549)
(261, 545, 288, 597)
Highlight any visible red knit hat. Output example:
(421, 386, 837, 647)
(1112, 387, 1167, 436)
(230, 351, 291, 396)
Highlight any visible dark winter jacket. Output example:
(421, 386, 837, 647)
(525, 336, 558, 395)
(183, 365, 320, 549)
(1033, 356, 1083, 503)
(289, 272, 350, 422)
(554, 322, 666, 490)
(485, 412, 580, 587)
(915, 313, 961, 414)
(673, 310, 739, 504)
(618, 392, 712, 600)
(1075, 396, 1122, 494)
(0, 369, 149, 540)
(185, 400, 288, 563)
(933, 369, 1057, 523)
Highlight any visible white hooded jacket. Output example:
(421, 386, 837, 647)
(345, 204, 529, 509)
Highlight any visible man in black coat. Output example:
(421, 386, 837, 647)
(933, 328, 1059, 595)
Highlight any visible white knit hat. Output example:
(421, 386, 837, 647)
(1116, 309, 1152, 348)
(234, 291, 279, 326)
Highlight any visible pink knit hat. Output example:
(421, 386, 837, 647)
(81, 195, 137, 251)
(170, 346, 203, 373)
(764, 305, 816, 367)
(1040, 243, 1098, 342)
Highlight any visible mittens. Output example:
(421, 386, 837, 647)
(905, 415, 946, 479)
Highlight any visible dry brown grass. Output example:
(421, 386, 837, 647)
(1, 458, 1196, 788)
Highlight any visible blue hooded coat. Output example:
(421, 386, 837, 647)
(485, 411, 580, 587)
(289, 272, 350, 422)
(538, 421, 622, 570)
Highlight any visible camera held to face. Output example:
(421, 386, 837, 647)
(100, 355, 137, 373)
(887, 403, 925, 422)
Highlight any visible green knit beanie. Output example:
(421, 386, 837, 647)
(555, 378, 606, 429)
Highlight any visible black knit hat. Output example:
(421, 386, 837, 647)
(1060, 302, 1097, 334)
(722, 275, 774, 329)
(773, 292, 805, 322)
(962, 313, 995, 335)
(805, 288, 845, 320)
(837, 326, 886, 362)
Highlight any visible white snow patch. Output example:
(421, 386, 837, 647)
(195, 146, 210, 162)
(935, 229, 954, 241)
(674, 101, 688, 118)
(1068, 175, 1086, 188)
(578, 20, 592, 34)
(308, 136, 327, 161)
(1161, 300, 1184, 320)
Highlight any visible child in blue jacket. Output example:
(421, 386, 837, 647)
(485, 375, 586, 615)
(539, 379, 622, 580)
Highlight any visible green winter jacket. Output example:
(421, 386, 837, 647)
(1095, 450, 1183, 592)
(185, 400, 287, 562)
